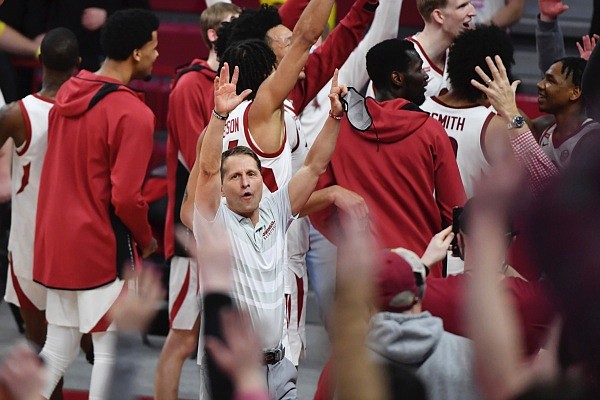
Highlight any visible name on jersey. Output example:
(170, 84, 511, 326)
(262, 220, 276, 239)
(429, 112, 466, 131)
(223, 117, 240, 137)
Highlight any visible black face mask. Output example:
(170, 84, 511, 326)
(341, 87, 373, 131)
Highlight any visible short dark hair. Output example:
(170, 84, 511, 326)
(448, 24, 515, 103)
(221, 146, 262, 181)
(100, 9, 159, 61)
(555, 56, 587, 88)
(215, 5, 281, 60)
(218, 39, 276, 101)
(367, 39, 417, 92)
(39, 27, 79, 72)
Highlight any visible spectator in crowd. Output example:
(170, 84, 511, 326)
(465, 137, 600, 399)
(367, 249, 483, 400)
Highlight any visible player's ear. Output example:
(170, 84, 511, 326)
(391, 71, 403, 87)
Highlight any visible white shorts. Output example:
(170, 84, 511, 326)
(168, 256, 201, 330)
(284, 217, 310, 365)
(4, 257, 46, 311)
(45, 279, 125, 333)
(284, 269, 307, 366)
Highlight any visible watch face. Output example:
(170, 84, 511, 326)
(513, 115, 525, 128)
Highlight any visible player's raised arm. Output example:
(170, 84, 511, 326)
(195, 63, 252, 220)
(288, 69, 345, 215)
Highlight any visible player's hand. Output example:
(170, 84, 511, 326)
(214, 63, 253, 117)
(332, 185, 369, 230)
(141, 237, 158, 258)
(471, 55, 521, 124)
(328, 69, 347, 119)
(538, 0, 569, 22)
(577, 34, 599, 61)
(109, 267, 165, 332)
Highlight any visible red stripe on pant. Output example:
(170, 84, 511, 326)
(169, 261, 191, 327)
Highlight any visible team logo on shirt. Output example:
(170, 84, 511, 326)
(263, 220, 276, 239)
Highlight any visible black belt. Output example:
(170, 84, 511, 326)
(263, 344, 285, 365)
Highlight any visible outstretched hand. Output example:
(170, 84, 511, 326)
(538, 0, 569, 21)
(204, 309, 264, 392)
(420, 226, 455, 268)
(471, 55, 521, 123)
(214, 62, 253, 117)
(577, 34, 599, 61)
(328, 69, 348, 118)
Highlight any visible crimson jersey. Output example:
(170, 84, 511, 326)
(9, 94, 54, 279)
(222, 100, 293, 193)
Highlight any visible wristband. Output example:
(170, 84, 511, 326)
(329, 110, 342, 120)
(212, 109, 228, 120)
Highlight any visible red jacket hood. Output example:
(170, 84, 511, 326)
(355, 97, 430, 143)
(54, 70, 145, 118)
(170, 58, 216, 91)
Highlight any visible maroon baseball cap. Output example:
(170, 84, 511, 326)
(376, 251, 420, 313)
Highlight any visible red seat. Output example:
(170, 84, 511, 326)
(155, 23, 207, 77)
(149, 0, 203, 13)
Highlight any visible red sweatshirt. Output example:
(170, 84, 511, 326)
(34, 70, 154, 289)
(164, 59, 216, 258)
(310, 98, 466, 277)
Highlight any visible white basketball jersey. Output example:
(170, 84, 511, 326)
(223, 100, 293, 193)
(407, 35, 449, 98)
(9, 94, 54, 279)
(421, 96, 496, 198)
(538, 119, 600, 170)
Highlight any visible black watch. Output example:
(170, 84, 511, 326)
(508, 115, 525, 129)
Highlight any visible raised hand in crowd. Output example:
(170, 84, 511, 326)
(0, 341, 45, 400)
(538, 0, 569, 22)
(205, 310, 267, 399)
(576, 34, 599, 60)
(109, 267, 166, 332)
